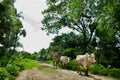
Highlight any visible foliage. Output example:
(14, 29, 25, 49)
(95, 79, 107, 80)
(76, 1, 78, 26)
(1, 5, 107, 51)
(108, 68, 120, 78)
(0, 0, 26, 57)
(67, 59, 77, 71)
(43, 0, 120, 68)
(18, 51, 31, 59)
(94, 0, 120, 67)
(49, 32, 86, 59)
(18, 59, 39, 70)
(63, 48, 77, 59)
(0, 67, 8, 80)
(31, 52, 38, 60)
(90, 64, 107, 75)
(89, 64, 120, 78)
(95, 49, 120, 68)
(67, 60, 120, 78)
(6, 64, 20, 76)
(0, 55, 11, 67)
(42, 0, 99, 54)
(38, 48, 47, 61)
(0, 57, 40, 80)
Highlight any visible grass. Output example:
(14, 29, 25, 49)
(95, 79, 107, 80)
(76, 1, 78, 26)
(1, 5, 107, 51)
(16, 59, 58, 74)
(46, 60, 53, 65)
(16, 59, 39, 70)
(37, 63, 59, 74)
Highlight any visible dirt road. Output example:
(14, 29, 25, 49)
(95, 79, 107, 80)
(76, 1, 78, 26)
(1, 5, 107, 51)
(16, 62, 118, 80)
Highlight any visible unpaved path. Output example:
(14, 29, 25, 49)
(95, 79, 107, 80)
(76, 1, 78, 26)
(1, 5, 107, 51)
(16, 62, 118, 80)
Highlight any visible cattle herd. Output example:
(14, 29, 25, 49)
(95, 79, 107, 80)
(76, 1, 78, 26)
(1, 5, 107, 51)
(52, 51, 96, 76)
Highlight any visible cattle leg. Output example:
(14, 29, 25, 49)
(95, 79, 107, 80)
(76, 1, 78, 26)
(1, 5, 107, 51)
(57, 61, 59, 69)
(56, 62, 58, 69)
(55, 61, 57, 69)
(62, 63, 65, 69)
(85, 68, 89, 76)
(53, 61, 55, 68)
(77, 64, 81, 74)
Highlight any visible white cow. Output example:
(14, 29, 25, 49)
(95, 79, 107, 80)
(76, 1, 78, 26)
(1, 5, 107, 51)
(60, 56, 70, 68)
(76, 53, 96, 76)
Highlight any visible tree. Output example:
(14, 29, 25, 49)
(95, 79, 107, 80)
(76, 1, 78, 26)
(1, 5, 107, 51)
(38, 48, 47, 61)
(96, 0, 120, 49)
(49, 32, 87, 59)
(0, 0, 26, 56)
(42, 0, 99, 54)
(95, 0, 120, 68)
(42, 0, 120, 68)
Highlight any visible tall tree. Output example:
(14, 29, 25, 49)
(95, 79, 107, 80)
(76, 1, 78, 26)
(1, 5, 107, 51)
(95, 0, 120, 67)
(96, 0, 120, 48)
(0, 0, 26, 56)
(42, 0, 99, 54)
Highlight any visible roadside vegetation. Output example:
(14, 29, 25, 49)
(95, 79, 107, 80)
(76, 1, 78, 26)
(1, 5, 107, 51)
(0, 52, 38, 80)
(67, 59, 120, 78)
(0, 51, 120, 80)
(46, 59, 120, 79)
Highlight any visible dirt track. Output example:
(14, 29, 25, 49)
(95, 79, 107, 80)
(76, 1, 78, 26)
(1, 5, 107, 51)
(16, 62, 118, 80)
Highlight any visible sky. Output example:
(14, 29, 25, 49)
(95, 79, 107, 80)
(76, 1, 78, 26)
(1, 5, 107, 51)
(14, 0, 73, 53)
(14, 0, 56, 53)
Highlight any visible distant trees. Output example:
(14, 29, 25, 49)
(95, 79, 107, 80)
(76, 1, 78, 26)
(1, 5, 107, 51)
(38, 48, 47, 61)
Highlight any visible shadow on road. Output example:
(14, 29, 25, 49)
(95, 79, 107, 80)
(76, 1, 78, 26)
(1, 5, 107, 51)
(79, 73, 102, 80)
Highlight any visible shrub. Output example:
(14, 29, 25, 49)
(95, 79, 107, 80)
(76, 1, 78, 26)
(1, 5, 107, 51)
(109, 68, 120, 78)
(6, 64, 20, 76)
(67, 59, 77, 71)
(89, 64, 120, 78)
(0, 56, 10, 67)
(12, 58, 24, 71)
(0, 67, 8, 80)
(89, 64, 107, 76)
(67, 59, 86, 72)
(19, 59, 39, 69)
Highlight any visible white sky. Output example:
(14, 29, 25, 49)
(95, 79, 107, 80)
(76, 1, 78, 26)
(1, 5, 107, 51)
(14, 0, 73, 53)
(14, 0, 56, 53)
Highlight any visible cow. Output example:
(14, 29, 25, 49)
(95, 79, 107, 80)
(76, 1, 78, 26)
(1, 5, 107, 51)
(76, 53, 96, 76)
(52, 51, 61, 69)
(60, 56, 70, 68)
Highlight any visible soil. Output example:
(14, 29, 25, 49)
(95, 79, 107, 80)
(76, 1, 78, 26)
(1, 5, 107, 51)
(16, 62, 118, 80)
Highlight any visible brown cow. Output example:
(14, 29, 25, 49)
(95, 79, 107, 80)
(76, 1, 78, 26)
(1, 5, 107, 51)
(52, 51, 61, 69)
(76, 53, 96, 76)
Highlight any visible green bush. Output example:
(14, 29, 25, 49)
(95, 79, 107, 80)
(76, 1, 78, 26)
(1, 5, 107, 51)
(67, 60, 120, 78)
(67, 59, 86, 72)
(90, 64, 107, 76)
(12, 58, 24, 71)
(0, 56, 10, 67)
(67, 59, 77, 71)
(89, 64, 120, 78)
(0, 55, 40, 80)
(11, 58, 39, 70)
(0, 67, 8, 80)
(109, 68, 120, 78)
(6, 64, 20, 76)
(18, 59, 39, 69)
